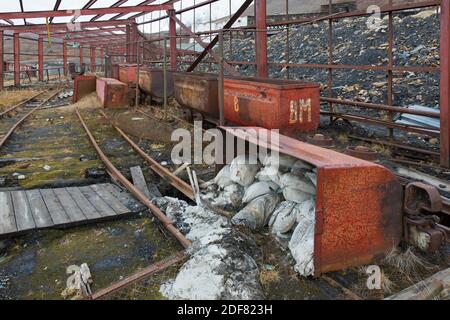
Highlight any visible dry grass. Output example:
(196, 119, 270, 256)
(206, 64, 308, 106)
(0, 89, 42, 110)
(259, 269, 280, 286)
(370, 143, 392, 157)
(381, 271, 396, 294)
(384, 247, 435, 277)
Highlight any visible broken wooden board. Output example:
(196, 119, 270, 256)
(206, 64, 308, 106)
(0, 183, 140, 239)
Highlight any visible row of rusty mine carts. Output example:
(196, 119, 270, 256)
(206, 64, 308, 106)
(76, 63, 448, 275)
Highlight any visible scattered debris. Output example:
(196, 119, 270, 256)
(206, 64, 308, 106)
(61, 263, 93, 300)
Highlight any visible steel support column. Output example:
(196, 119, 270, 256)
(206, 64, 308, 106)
(126, 24, 131, 63)
(131, 22, 138, 63)
(79, 46, 83, 71)
(38, 36, 44, 81)
(168, 9, 177, 71)
(90, 46, 96, 72)
(63, 40, 68, 76)
(0, 31, 3, 90)
(255, 0, 267, 77)
(441, 0, 450, 167)
(13, 32, 20, 86)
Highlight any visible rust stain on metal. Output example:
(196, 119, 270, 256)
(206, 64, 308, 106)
(96, 77, 129, 108)
(224, 77, 320, 135)
(73, 75, 97, 103)
(220, 126, 403, 275)
(139, 68, 174, 99)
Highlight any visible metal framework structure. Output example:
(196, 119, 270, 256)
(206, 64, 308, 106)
(0, 0, 449, 168)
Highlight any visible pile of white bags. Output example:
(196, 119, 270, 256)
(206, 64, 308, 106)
(204, 153, 318, 277)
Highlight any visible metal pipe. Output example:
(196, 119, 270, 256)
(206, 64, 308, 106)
(135, 41, 140, 109)
(163, 38, 168, 120)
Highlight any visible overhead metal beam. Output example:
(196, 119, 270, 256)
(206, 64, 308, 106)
(0, 5, 172, 20)
(49, 0, 63, 24)
(0, 19, 134, 32)
(170, 14, 238, 76)
(91, 0, 127, 22)
(187, 0, 253, 72)
(109, 0, 157, 21)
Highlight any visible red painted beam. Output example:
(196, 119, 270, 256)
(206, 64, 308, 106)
(90, 46, 96, 73)
(91, 0, 127, 22)
(63, 40, 68, 76)
(14, 33, 20, 86)
(441, 0, 450, 168)
(38, 36, 44, 81)
(110, 0, 157, 21)
(79, 46, 83, 70)
(0, 5, 172, 20)
(255, 0, 268, 77)
(0, 31, 3, 90)
(0, 20, 135, 32)
(168, 9, 177, 71)
(41, 27, 127, 38)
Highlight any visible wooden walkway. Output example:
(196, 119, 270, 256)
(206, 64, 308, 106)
(0, 183, 138, 238)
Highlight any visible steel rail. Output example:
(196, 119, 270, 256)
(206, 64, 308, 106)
(89, 251, 187, 300)
(0, 88, 64, 148)
(0, 89, 49, 118)
(99, 110, 194, 200)
(75, 108, 191, 249)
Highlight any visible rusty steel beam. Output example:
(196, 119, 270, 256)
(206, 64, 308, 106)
(63, 40, 68, 76)
(38, 36, 44, 81)
(255, 0, 268, 77)
(187, 0, 253, 72)
(91, 0, 127, 22)
(0, 5, 173, 20)
(75, 108, 192, 249)
(13, 33, 20, 86)
(90, 46, 96, 73)
(41, 27, 127, 38)
(0, 20, 135, 32)
(168, 9, 177, 71)
(110, 0, 157, 21)
(0, 30, 3, 90)
(49, 0, 63, 24)
(170, 14, 238, 76)
(441, 0, 450, 168)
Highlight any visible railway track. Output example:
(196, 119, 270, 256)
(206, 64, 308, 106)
(0, 88, 65, 149)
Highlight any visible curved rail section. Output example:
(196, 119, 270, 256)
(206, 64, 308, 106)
(0, 89, 49, 118)
(0, 88, 64, 148)
(75, 107, 192, 249)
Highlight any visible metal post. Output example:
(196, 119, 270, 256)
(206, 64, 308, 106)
(126, 24, 131, 63)
(135, 41, 140, 109)
(441, 0, 450, 167)
(0, 30, 3, 90)
(131, 22, 138, 63)
(14, 32, 20, 86)
(255, 0, 267, 77)
(218, 30, 225, 126)
(38, 35, 44, 81)
(163, 38, 168, 120)
(168, 9, 177, 71)
(79, 46, 83, 72)
(63, 40, 68, 76)
(90, 46, 96, 72)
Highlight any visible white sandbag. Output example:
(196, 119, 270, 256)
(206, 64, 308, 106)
(305, 172, 317, 187)
(255, 165, 282, 186)
(231, 193, 280, 230)
(283, 187, 311, 204)
(209, 183, 245, 212)
(289, 223, 315, 277)
(229, 155, 261, 187)
(261, 153, 296, 171)
(214, 165, 234, 188)
(280, 173, 316, 195)
(242, 181, 279, 204)
(296, 198, 316, 223)
(291, 159, 314, 171)
(269, 201, 297, 234)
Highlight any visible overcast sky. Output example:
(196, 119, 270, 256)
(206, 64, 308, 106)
(0, 0, 246, 32)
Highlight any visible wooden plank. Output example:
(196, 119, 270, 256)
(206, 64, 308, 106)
(130, 166, 151, 199)
(79, 186, 117, 217)
(101, 183, 144, 213)
(53, 188, 87, 223)
(40, 189, 71, 225)
(0, 192, 17, 235)
(90, 184, 130, 214)
(11, 191, 36, 231)
(65, 187, 103, 220)
(26, 190, 53, 228)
